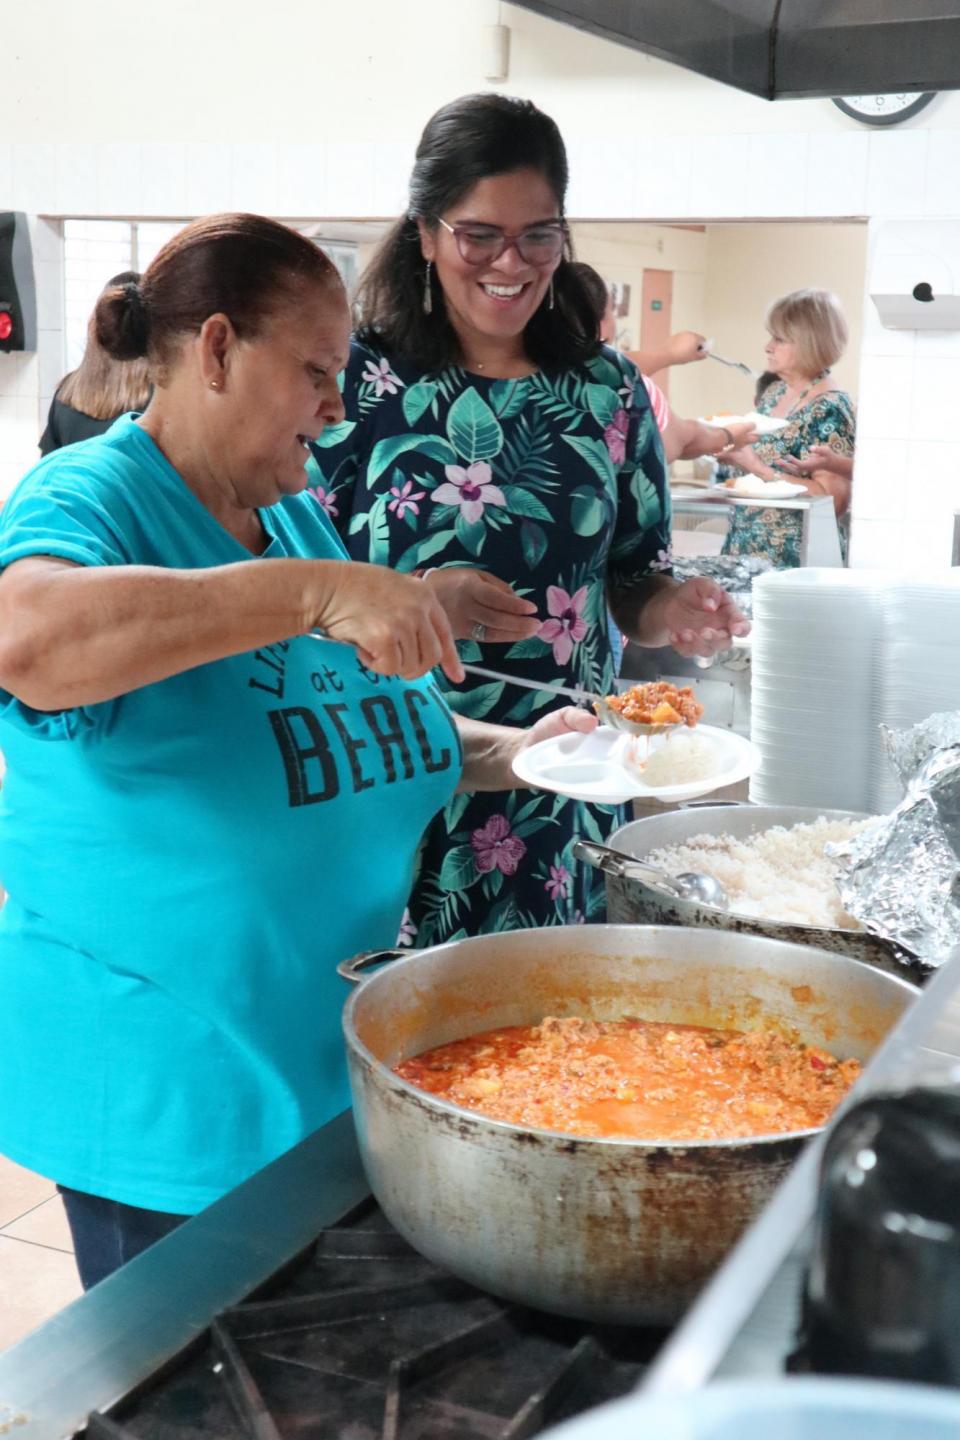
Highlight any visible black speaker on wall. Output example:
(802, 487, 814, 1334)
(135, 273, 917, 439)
(0, 212, 37, 353)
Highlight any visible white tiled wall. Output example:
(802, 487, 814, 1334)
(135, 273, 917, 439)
(850, 217, 960, 568)
(0, 128, 932, 226)
(803, 133, 870, 217)
(1, 124, 958, 559)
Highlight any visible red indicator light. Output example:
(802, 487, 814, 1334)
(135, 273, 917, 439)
(0, 312, 12, 341)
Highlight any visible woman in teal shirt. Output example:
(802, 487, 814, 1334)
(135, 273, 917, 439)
(0, 214, 594, 1288)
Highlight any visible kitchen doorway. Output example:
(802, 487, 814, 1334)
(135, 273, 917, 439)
(639, 267, 674, 397)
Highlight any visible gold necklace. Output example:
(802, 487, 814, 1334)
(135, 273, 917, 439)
(461, 350, 528, 374)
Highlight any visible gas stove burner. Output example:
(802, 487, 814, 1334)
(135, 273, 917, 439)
(83, 1203, 664, 1440)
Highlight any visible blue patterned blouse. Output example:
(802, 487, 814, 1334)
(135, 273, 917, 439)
(722, 381, 855, 567)
(306, 338, 672, 942)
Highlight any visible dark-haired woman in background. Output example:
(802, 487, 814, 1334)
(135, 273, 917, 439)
(310, 93, 747, 943)
(570, 261, 757, 467)
(39, 271, 152, 455)
(0, 212, 592, 1287)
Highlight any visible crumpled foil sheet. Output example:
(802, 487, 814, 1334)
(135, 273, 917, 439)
(883, 710, 960, 789)
(831, 718, 960, 968)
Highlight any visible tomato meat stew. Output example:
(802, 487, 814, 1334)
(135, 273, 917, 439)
(603, 682, 704, 728)
(395, 1015, 861, 1142)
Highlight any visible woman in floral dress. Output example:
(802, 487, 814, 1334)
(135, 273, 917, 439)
(309, 94, 747, 945)
(720, 290, 855, 566)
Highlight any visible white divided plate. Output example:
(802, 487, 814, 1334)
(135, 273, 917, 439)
(512, 724, 760, 805)
(701, 411, 790, 436)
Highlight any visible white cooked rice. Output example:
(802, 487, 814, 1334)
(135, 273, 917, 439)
(638, 732, 720, 787)
(643, 817, 876, 930)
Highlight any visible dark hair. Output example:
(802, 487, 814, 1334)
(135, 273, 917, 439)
(754, 369, 780, 407)
(356, 94, 599, 373)
(58, 271, 151, 419)
(569, 262, 609, 329)
(95, 214, 343, 369)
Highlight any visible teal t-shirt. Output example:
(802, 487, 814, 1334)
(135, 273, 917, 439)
(0, 416, 462, 1212)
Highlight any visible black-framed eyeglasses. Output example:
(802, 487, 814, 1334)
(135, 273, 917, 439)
(434, 216, 566, 266)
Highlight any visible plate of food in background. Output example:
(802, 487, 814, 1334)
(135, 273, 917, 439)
(723, 475, 808, 499)
(702, 410, 790, 437)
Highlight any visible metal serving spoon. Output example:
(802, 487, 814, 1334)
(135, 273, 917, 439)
(702, 344, 760, 380)
(573, 840, 729, 910)
(460, 666, 690, 739)
(592, 696, 684, 738)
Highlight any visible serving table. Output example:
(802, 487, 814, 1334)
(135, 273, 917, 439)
(670, 489, 844, 569)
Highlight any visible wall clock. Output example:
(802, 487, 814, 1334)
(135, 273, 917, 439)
(832, 93, 936, 127)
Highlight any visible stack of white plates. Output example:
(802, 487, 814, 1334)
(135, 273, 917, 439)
(872, 574, 960, 811)
(749, 569, 890, 812)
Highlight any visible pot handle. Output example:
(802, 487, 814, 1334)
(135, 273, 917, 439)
(573, 838, 633, 878)
(337, 948, 409, 984)
(679, 799, 750, 809)
(572, 839, 683, 895)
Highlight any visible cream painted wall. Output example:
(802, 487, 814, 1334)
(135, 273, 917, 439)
(569, 222, 867, 425)
(571, 224, 708, 420)
(701, 223, 869, 413)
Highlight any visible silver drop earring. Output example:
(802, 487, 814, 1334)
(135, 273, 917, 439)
(422, 260, 433, 316)
(548, 277, 555, 311)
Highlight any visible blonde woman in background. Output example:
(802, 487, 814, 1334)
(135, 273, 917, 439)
(39, 271, 152, 455)
(719, 288, 855, 566)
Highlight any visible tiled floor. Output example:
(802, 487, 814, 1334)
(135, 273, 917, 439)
(0, 1154, 83, 1352)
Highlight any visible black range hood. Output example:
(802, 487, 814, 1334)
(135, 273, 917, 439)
(510, 1, 960, 100)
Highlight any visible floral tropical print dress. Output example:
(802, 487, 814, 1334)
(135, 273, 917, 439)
(721, 382, 855, 567)
(307, 339, 671, 946)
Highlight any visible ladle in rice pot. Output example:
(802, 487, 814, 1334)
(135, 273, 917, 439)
(573, 839, 729, 909)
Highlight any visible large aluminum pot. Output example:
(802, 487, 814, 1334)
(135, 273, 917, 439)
(342, 924, 917, 1326)
(579, 805, 924, 983)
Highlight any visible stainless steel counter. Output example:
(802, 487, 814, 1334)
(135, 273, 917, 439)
(0, 1111, 370, 1439)
(643, 944, 960, 1395)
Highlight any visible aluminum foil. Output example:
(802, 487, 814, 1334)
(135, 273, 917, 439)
(882, 710, 960, 788)
(831, 718, 960, 968)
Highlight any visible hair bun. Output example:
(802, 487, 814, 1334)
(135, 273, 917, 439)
(94, 278, 150, 360)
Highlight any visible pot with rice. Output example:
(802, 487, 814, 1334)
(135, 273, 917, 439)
(576, 806, 925, 982)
